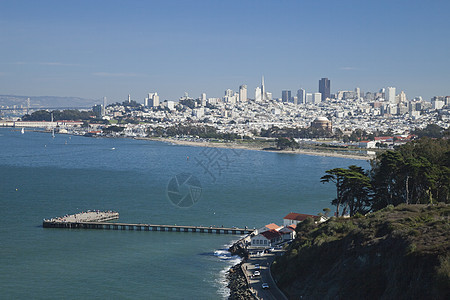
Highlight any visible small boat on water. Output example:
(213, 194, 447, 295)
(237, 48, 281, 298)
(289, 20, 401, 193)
(21, 128, 24, 134)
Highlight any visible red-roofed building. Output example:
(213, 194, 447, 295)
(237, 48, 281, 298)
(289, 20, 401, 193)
(374, 136, 393, 142)
(250, 229, 282, 248)
(256, 223, 281, 234)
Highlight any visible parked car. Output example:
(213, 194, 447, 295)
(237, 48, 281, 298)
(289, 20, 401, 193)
(262, 283, 269, 289)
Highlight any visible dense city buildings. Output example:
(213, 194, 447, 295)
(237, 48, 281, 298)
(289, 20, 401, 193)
(3, 77, 448, 145)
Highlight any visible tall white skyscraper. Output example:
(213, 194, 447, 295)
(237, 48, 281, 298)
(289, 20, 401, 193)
(297, 89, 306, 104)
(239, 85, 247, 102)
(201, 93, 207, 106)
(255, 86, 262, 102)
(128, 94, 131, 103)
(386, 87, 396, 104)
(313, 92, 322, 104)
(355, 87, 361, 100)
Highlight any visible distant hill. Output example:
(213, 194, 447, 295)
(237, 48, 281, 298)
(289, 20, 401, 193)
(0, 94, 99, 109)
(272, 204, 450, 299)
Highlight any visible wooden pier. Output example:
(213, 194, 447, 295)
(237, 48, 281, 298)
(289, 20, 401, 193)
(43, 211, 254, 235)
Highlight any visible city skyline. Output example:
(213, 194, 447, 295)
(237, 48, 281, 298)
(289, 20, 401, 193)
(1, 0, 449, 102)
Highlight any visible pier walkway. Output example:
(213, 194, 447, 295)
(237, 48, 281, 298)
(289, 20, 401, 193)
(43, 211, 254, 235)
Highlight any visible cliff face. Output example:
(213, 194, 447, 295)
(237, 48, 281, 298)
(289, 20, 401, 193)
(272, 204, 450, 299)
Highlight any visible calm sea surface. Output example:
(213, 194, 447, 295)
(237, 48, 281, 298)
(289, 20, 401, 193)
(0, 128, 369, 299)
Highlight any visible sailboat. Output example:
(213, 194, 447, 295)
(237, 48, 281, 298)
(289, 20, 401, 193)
(52, 128, 55, 138)
(21, 128, 24, 134)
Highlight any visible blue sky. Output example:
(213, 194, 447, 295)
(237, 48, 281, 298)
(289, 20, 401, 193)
(1, 0, 449, 103)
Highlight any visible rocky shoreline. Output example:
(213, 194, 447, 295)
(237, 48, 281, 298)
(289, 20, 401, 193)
(226, 239, 256, 299)
(227, 262, 257, 300)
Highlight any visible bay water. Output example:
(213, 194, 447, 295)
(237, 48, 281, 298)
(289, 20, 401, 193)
(0, 128, 369, 299)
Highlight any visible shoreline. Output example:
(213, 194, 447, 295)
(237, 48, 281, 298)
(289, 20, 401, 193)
(8, 127, 373, 161)
(139, 137, 374, 161)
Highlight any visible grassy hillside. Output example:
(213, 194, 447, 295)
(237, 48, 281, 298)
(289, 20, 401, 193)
(272, 203, 450, 299)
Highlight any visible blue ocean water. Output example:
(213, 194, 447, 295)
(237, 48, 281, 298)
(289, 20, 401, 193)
(0, 128, 369, 299)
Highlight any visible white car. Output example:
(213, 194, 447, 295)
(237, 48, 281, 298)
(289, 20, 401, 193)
(253, 271, 260, 277)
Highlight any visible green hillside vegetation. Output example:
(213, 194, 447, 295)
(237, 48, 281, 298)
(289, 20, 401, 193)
(272, 204, 450, 299)
(147, 124, 242, 140)
(272, 138, 450, 299)
(321, 138, 449, 217)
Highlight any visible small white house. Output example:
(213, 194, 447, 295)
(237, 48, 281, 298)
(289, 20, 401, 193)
(283, 213, 322, 226)
(359, 141, 377, 149)
(279, 225, 296, 241)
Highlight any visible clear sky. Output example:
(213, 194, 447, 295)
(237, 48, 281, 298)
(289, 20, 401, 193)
(1, 0, 449, 103)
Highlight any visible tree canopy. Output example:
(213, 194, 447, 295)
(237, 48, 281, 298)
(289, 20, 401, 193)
(22, 109, 94, 121)
(322, 138, 450, 216)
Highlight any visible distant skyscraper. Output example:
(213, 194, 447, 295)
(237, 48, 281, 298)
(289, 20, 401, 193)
(313, 92, 322, 104)
(239, 85, 247, 102)
(355, 87, 361, 100)
(255, 86, 262, 102)
(297, 89, 306, 105)
(386, 87, 396, 104)
(225, 89, 233, 97)
(224, 89, 237, 104)
(148, 92, 159, 107)
(398, 91, 407, 103)
(128, 94, 131, 103)
(282, 90, 291, 103)
(102, 96, 107, 116)
(261, 76, 266, 101)
(201, 93, 207, 106)
(319, 78, 331, 101)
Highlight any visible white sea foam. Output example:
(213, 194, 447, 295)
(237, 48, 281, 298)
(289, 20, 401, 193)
(213, 242, 244, 299)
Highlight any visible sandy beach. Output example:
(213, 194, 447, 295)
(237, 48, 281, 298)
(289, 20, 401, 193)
(139, 137, 375, 161)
